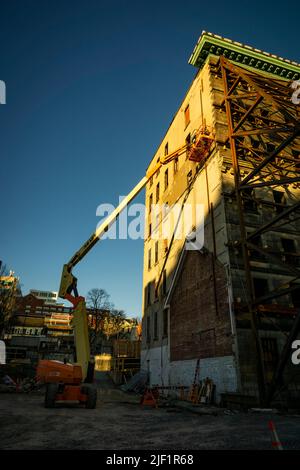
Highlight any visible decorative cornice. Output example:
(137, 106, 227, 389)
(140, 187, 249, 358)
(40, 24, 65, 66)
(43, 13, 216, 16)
(189, 31, 300, 80)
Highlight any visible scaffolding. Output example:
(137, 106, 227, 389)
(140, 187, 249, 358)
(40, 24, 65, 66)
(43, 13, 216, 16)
(214, 57, 300, 404)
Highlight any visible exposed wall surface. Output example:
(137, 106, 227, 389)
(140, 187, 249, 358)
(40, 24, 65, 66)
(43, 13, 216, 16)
(169, 356, 238, 403)
(169, 250, 232, 362)
(141, 346, 238, 403)
(141, 345, 169, 386)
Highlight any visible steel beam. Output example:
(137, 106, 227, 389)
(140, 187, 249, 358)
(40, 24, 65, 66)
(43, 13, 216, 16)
(220, 56, 300, 404)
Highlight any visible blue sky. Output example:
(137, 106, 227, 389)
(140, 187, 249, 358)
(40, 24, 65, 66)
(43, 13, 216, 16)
(1, 0, 299, 318)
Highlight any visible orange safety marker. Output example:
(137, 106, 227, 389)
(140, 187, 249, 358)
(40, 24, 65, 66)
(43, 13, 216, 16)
(140, 387, 158, 408)
(268, 420, 283, 450)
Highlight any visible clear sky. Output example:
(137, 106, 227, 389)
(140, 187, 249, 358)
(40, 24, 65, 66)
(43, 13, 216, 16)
(1, 0, 299, 318)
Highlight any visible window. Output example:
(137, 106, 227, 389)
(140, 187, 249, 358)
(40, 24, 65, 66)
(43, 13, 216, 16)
(266, 143, 276, 153)
(149, 223, 152, 238)
(154, 312, 158, 340)
(149, 194, 153, 213)
(149, 176, 153, 187)
(156, 183, 160, 203)
(155, 241, 159, 264)
(290, 285, 300, 308)
(148, 248, 152, 270)
(260, 109, 269, 118)
(184, 105, 190, 128)
(162, 270, 167, 295)
(164, 169, 168, 190)
(174, 157, 178, 174)
(146, 316, 151, 343)
(163, 308, 168, 337)
(292, 150, 300, 171)
(187, 170, 193, 186)
(261, 337, 278, 384)
(273, 190, 286, 214)
(253, 278, 269, 299)
(243, 188, 258, 213)
(281, 238, 297, 266)
(146, 283, 151, 306)
(154, 281, 159, 301)
(164, 143, 169, 156)
(248, 232, 264, 261)
(251, 138, 260, 149)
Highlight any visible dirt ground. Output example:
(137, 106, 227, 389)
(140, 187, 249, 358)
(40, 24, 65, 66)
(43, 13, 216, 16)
(1, 383, 300, 451)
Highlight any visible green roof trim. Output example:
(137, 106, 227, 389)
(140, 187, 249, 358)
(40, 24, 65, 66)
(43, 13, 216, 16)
(189, 31, 300, 80)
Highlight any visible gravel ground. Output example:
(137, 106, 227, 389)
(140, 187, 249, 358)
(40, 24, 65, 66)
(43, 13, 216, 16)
(0, 387, 300, 450)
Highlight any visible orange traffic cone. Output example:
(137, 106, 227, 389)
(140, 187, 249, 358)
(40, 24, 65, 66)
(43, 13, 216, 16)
(140, 387, 158, 408)
(268, 420, 283, 450)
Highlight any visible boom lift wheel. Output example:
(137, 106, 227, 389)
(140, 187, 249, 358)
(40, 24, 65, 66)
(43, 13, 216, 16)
(81, 384, 97, 409)
(45, 383, 59, 408)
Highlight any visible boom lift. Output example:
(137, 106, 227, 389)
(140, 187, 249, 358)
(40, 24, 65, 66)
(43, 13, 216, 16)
(36, 127, 213, 408)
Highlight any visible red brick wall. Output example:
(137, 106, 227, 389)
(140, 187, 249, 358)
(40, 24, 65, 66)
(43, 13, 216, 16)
(170, 251, 233, 361)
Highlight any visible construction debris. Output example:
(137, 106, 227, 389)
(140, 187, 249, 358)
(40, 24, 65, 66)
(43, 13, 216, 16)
(187, 378, 215, 405)
(120, 369, 148, 394)
(0, 374, 44, 394)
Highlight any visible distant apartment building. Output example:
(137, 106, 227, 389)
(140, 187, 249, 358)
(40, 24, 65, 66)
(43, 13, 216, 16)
(4, 293, 74, 362)
(29, 289, 59, 305)
(142, 32, 300, 405)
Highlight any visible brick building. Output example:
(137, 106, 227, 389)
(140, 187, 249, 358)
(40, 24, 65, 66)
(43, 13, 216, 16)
(5, 293, 74, 362)
(141, 32, 300, 405)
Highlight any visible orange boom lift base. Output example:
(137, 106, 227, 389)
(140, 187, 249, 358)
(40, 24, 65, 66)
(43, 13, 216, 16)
(37, 359, 97, 408)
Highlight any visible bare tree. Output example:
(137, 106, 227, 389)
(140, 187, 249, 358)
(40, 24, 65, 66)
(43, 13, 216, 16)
(0, 263, 19, 338)
(103, 309, 126, 338)
(86, 288, 111, 353)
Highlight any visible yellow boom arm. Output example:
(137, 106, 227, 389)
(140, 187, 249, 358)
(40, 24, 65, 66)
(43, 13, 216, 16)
(57, 127, 212, 378)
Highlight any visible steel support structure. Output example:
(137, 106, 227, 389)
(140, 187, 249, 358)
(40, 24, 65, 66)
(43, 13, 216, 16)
(219, 57, 300, 405)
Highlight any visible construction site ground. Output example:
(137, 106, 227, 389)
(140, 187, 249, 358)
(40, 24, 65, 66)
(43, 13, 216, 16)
(0, 373, 300, 450)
